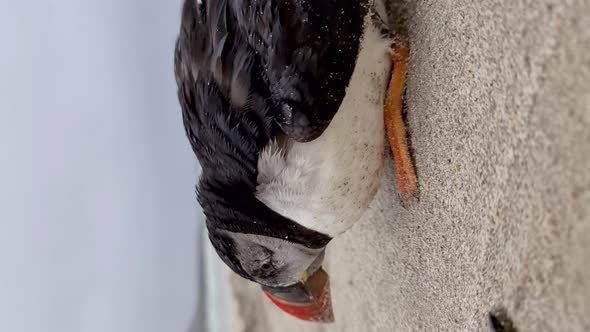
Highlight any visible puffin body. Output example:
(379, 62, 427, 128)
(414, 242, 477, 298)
(175, 0, 409, 322)
(256, 19, 392, 237)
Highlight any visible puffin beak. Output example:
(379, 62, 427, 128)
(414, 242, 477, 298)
(262, 267, 333, 322)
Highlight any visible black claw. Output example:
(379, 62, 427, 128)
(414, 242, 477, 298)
(489, 308, 518, 332)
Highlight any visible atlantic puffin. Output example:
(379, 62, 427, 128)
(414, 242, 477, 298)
(175, 0, 418, 322)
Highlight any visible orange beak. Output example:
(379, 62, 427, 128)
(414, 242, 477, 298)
(262, 267, 334, 322)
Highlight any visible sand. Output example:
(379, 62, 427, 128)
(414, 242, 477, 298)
(228, 0, 590, 331)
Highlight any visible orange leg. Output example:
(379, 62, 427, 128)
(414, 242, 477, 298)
(384, 37, 419, 204)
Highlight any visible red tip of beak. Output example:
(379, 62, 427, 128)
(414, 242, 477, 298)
(263, 283, 333, 322)
(262, 268, 334, 322)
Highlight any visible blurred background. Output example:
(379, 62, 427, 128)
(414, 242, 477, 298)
(0, 1, 230, 331)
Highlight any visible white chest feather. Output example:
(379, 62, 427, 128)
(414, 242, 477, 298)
(256, 16, 392, 237)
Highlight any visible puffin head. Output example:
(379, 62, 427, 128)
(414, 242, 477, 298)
(208, 228, 326, 289)
(200, 183, 334, 322)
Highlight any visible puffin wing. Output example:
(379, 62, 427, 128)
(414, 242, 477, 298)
(174, 0, 274, 181)
(176, 0, 266, 110)
(230, 0, 367, 142)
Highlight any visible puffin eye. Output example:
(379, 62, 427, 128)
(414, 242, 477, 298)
(261, 262, 272, 272)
